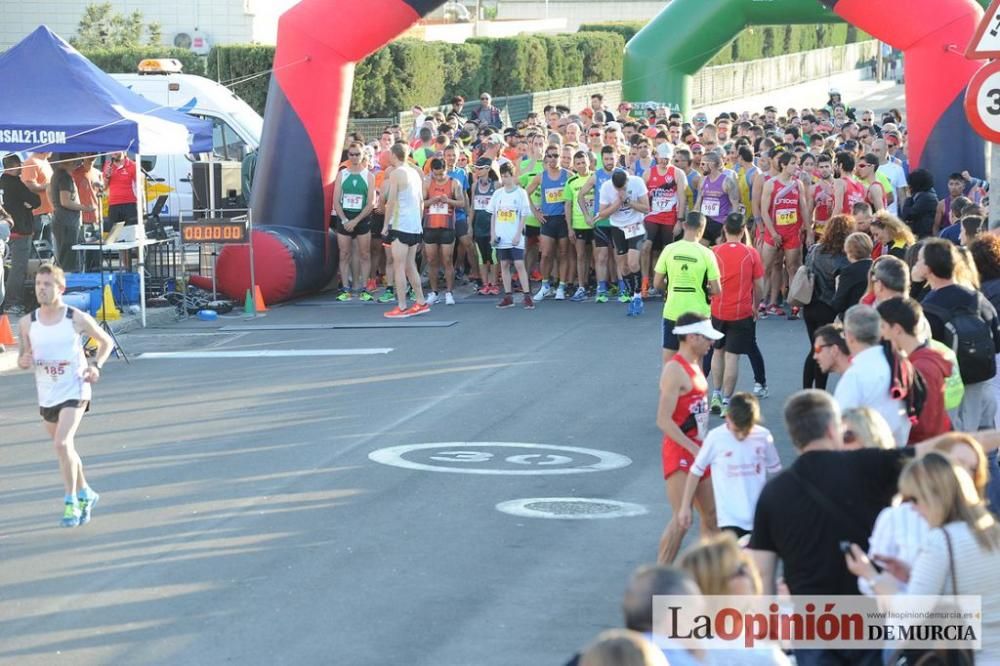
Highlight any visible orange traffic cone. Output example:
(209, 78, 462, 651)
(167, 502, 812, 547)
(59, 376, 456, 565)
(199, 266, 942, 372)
(0, 314, 15, 346)
(253, 285, 268, 312)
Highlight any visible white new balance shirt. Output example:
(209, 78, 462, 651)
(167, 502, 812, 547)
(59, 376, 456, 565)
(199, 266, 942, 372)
(690, 423, 782, 531)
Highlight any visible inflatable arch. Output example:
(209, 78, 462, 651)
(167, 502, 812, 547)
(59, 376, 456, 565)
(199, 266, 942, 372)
(210, 0, 444, 304)
(622, 0, 989, 192)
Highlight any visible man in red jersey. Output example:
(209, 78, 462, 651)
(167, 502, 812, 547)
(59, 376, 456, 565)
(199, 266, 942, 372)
(708, 213, 765, 416)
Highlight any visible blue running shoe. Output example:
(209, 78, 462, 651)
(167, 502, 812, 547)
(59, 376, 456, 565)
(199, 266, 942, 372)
(78, 489, 100, 526)
(61, 501, 81, 528)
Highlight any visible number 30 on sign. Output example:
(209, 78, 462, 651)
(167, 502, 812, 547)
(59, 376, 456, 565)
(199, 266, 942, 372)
(965, 60, 1000, 143)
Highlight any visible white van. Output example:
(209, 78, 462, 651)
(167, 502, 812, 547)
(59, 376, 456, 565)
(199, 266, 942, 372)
(110, 59, 263, 221)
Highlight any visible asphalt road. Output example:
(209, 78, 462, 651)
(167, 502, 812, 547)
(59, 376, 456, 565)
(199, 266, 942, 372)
(0, 288, 814, 665)
(0, 72, 904, 666)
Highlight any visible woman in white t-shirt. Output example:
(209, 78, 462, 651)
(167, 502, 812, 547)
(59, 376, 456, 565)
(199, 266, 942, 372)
(489, 162, 534, 310)
(677, 392, 781, 539)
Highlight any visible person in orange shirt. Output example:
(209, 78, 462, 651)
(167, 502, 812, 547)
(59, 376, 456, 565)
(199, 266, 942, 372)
(21, 151, 54, 245)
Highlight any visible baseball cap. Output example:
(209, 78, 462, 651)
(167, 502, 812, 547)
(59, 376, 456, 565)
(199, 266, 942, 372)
(606, 121, 622, 132)
(474, 157, 494, 169)
(673, 319, 724, 340)
(580, 107, 594, 117)
(655, 143, 674, 159)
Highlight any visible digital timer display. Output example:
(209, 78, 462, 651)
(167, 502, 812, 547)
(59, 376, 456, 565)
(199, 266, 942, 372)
(180, 220, 248, 244)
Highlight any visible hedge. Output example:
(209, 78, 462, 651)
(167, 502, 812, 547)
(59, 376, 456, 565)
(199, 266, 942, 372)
(82, 25, 868, 119)
(80, 46, 207, 76)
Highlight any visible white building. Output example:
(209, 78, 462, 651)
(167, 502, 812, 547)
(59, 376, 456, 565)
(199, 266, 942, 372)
(0, 0, 299, 51)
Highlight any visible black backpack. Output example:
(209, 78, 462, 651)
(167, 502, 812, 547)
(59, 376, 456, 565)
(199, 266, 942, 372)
(922, 299, 997, 385)
(882, 341, 927, 425)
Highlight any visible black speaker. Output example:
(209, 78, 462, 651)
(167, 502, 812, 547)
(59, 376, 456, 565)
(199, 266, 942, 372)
(192, 161, 245, 218)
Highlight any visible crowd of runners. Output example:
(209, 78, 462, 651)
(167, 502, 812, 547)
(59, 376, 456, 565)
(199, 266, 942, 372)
(11, 82, 1000, 664)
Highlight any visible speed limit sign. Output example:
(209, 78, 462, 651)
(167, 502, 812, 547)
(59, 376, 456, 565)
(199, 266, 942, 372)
(965, 60, 1000, 143)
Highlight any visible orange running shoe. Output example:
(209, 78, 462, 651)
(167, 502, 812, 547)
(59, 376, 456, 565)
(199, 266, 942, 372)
(384, 306, 411, 319)
(405, 302, 430, 316)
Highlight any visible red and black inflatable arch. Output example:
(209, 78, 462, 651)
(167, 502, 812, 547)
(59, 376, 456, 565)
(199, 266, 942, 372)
(208, 0, 444, 304)
(819, 0, 986, 188)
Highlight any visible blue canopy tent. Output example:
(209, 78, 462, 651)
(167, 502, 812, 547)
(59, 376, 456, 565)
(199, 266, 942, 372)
(0, 25, 213, 325)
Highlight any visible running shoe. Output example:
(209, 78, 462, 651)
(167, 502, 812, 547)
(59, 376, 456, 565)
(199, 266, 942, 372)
(496, 295, 515, 309)
(710, 392, 723, 415)
(78, 489, 99, 526)
(618, 291, 630, 303)
(554, 285, 566, 300)
(570, 287, 587, 302)
(406, 302, 430, 316)
(595, 290, 609, 304)
(646, 287, 661, 298)
(359, 291, 374, 302)
(478, 284, 493, 296)
(425, 291, 439, 305)
(609, 284, 620, 296)
(753, 383, 769, 399)
(488, 284, 501, 296)
(766, 304, 786, 317)
(445, 292, 455, 306)
(61, 501, 81, 528)
(523, 293, 535, 310)
(337, 290, 352, 302)
(758, 301, 768, 319)
(384, 306, 411, 319)
(534, 284, 551, 300)
(378, 289, 395, 304)
(366, 278, 378, 292)
(788, 306, 800, 320)
(530, 269, 543, 281)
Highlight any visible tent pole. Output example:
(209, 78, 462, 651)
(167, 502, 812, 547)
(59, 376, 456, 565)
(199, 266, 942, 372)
(136, 152, 146, 327)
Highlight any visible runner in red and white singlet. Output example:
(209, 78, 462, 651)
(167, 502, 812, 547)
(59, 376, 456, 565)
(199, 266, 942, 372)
(656, 314, 721, 563)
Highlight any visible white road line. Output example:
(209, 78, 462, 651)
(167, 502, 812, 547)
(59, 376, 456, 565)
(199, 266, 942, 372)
(138, 348, 393, 359)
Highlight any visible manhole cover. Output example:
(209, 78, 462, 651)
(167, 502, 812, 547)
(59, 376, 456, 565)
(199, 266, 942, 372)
(495, 498, 648, 520)
(525, 501, 622, 515)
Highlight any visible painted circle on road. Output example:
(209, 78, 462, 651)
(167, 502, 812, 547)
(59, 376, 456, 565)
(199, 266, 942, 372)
(368, 442, 632, 475)
(496, 498, 649, 520)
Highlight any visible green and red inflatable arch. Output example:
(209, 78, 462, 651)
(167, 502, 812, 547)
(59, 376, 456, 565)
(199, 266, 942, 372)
(208, 0, 990, 304)
(623, 0, 989, 197)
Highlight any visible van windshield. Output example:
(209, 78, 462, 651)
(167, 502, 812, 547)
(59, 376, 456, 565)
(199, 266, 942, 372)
(230, 106, 263, 147)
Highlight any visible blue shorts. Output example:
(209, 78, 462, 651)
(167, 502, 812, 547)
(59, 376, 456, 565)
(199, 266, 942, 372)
(662, 317, 679, 351)
(497, 247, 525, 262)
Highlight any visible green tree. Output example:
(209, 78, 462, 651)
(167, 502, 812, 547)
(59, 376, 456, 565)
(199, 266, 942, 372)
(72, 2, 160, 49)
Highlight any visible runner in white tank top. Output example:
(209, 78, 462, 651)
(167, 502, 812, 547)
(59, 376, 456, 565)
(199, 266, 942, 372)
(383, 143, 429, 318)
(18, 264, 113, 527)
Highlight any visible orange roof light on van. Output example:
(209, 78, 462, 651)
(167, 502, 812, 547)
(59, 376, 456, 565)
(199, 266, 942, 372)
(137, 59, 184, 75)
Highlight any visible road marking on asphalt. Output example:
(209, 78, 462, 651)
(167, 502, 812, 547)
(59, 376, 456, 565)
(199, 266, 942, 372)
(368, 442, 632, 475)
(138, 349, 393, 359)
(495, 498, 649, 520)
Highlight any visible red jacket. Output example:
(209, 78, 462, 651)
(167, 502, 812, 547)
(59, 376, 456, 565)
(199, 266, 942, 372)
(907, 344, 953, 444)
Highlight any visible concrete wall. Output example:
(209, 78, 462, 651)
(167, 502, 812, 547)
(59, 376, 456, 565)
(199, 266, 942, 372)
(0, 0, 297, 51)
(495, 0, 665, 32)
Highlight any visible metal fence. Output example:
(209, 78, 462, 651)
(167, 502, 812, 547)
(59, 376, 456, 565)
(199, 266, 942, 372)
(345, 41, 877, 138)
